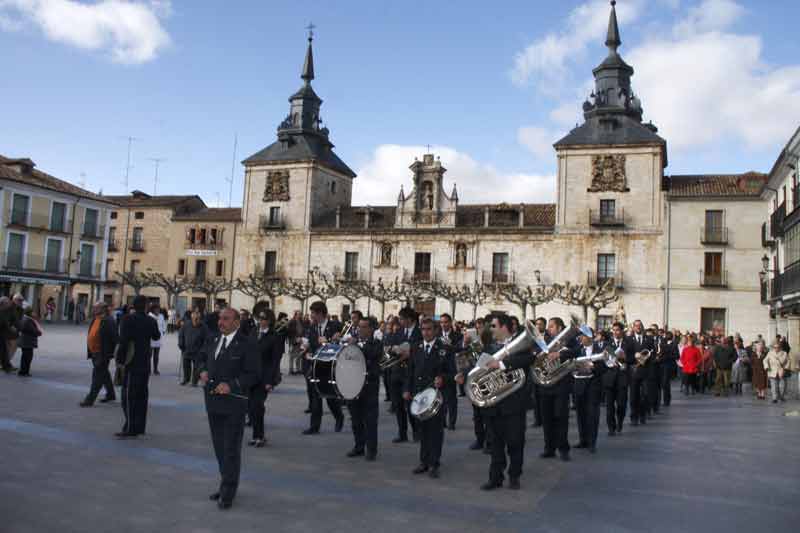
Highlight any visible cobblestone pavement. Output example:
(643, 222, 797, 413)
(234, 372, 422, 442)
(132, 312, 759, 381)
(0, 324, 797, 533)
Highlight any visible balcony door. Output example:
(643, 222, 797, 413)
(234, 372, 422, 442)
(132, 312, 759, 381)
(45, 238, 63, 273)
(195, 259, 207, 280)
(705, 210, 723, 242)
(705, 252, 722, 282)
(79, 243, 94, 276)
(492, 253, 509, 283)
(51, 202, 67, 232)
(345, 252, 359, 280)
(84, 208, 99, 237)
(6, 233, 26, 268)
(597, 253, 616, 284)
(414, 252, 431, 281)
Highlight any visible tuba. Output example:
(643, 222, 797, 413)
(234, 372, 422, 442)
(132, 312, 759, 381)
(530, 317, 605, 387)
(465, 320, 538, 408)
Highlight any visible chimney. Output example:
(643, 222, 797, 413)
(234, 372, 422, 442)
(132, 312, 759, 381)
(518, 204, 525, 228)
(484, 206, 490, 228)
(335, 206, 341, 229)
(4, 158, 35, 174)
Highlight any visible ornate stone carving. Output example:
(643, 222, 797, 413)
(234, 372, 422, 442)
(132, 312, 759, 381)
(380, 242, 393, 267)
(455, 243, 467, 267)
(588, 154, 627, 192)
(263, 170, 290, 202)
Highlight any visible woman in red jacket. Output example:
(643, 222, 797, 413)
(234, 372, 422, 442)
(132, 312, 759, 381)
(680, 335, 702, 395)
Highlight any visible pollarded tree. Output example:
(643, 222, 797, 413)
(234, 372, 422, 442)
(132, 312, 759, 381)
(115, 270, 153, 296)
(144, 271, 193, 309)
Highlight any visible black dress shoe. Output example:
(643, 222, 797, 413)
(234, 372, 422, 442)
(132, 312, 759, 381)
(304, 408, 312, 414)
(617, 425, 623, 434)
(209, 492, 221, 501)
(99, 397, 115, 403)
(428, 466, 440, 479)
(334, 417, 344, 433)
(384, 397, 391, 402)
(469, 441, 483, 450)
(539, 451, 556, 459)
(392, 436, 408, 443)
(480, 479, 503, 491)
(412, 464, 429, 474)
(79, 400, 93, 407)
(559, 451, 571, 462)
(608, 430, 616, 437)
(574, 443, 588, 449)
(114, 432, 137, 439)
(153, 370, 160, 376)
(346, 448, 365, 458)
(302, 428, 319, 435)
(217, 500, 232, 510)
(180, 381, 188, 386)
(365, 452, 377, 462)
(508, 477, 520, 490)
(247, 439, 257, 447)
(254, 439, 266, 448)
(531, 422, 542, 428)
(589, 446, 597, 454)
(448, 424, 456, 431)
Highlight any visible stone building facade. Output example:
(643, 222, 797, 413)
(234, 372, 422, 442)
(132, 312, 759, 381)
(228, 4, 770, 339)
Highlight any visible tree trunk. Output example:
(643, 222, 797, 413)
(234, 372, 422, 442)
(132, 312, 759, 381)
(449, 299, 456, 317)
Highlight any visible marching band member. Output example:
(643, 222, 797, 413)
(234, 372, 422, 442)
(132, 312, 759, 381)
(529, 317, 548, 428)
(391, 307, 420, 442)
(456, 321, 492, 454)
(345, 317, 382, 461)
(605, 322, 630, 435)
(302, 301, 344, 435)
(537, 317, 577, 462)
(646, 325, 662, 416)
(403, 317, 455, 479)
(573, 327, 605, 453)
(338, 310, 362, 343)
(438, 313, 461, 430)
(628, 320, 654, 426)
(248, 310, 285, 448)
(478, 314, 536, 490)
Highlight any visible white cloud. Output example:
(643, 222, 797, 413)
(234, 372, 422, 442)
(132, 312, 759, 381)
(517, 126, 557, 159)
(673, 0, 743, 37)
(511, 0, 644, 91)
(0, 0, 171, 64)
(352, 145, 555, 206)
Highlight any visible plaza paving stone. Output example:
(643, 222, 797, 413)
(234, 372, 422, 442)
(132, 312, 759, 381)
(0, 324, 797, 533)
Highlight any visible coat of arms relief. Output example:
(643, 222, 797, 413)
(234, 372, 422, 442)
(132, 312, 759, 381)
(588, 154, 628, 192)
(263, 170, 290, 201)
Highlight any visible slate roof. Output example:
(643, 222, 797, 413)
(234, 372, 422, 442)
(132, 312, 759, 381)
(554, 115, 666, 151)
(172, 208, 242, 222)
(243, 135, 356, 178)
(667, 172, 767, 198)
(0, 155, 110, 203)
(103, 191, 205, 210)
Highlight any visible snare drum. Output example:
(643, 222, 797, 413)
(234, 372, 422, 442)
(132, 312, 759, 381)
(310, 343, 366, 400)
(409, 387, 443, 420)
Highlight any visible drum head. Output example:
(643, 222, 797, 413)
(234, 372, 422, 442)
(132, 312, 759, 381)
(335, 344, 366, 399)
(410, 388, 438, 417)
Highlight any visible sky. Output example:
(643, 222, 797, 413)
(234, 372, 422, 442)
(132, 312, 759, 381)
(1, 0, 799, 207)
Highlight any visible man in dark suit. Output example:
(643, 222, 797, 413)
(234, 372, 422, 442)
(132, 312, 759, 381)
(478, 314, 536, 490)
(81, 302, 118, 406)
(248, 310, 285, 447)
(390, 306, 420, 442)
(438, 313, 462, 430)
(604, 322, 631, 436)
(529, 316, 548, 428)
(647, 325, 663, 415)
(345, 317, 382, 461)
(302, 301, 344, 435)
(404, 317, 454, 479)
(573, 328, 605, 453)
(628, 320, 654, 426)
(659, 331, 678, 407)
(115, 295, 160, 438)
(537, 317, 577, 462)
(198, 307, 261, 510)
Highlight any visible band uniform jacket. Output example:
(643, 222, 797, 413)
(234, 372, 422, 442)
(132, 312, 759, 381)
(628, 333, 655, 381)
(481, 341, 537, 417)
(87, 315, 118, 358)
(604, 336, 633, 389)
(303, 320, 342, 374)
(404, 338, 456, 397)
(390, 325, 422, 383)
(253, 328, 286, 388)
(357, 337, 384, 384)
(573, 342, 607, 396)
(116, 312, 160, 372)
(198, 330, 261, 415)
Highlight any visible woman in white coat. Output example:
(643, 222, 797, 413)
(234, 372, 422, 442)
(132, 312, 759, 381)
(149, 303, 167, 375)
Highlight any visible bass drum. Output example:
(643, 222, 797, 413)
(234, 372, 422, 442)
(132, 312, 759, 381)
(310, 343, 366, 400)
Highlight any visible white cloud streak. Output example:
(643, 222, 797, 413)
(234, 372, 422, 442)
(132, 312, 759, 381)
(353, 145, 555, 206)
(0, 0, 171, 64)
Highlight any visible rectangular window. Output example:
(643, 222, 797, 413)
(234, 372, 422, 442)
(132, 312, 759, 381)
(786, 224, 800, 266)
(210, 228, 218, 245)
(700, 308, 726, 335)
(269, 206, 281, 226)
(79, 243, 94, 276)
(345, 252, 359, 280)
(188, 228, 196, 244)
(45, 239, 62, 273)
(492, 252, 509, 283)
(6, 233, 26, 268)
(199, 228, 207, 244)
(264, 251, 277, 276)
(11, 194, 29, 225)
(195, 259, 207, 280)
(134, 211, 144, 220)
(705, 210, 723, 229)
(705, 252, 722, 276)
(130, 259, 140, 274)
(110, 211, 118, 220)
(132, 227, 144, 250)
(597, 253, 616, 282)
(83, 208, 99, 237)
(414, 252, 431, 281)
(177, 259, 186, 276)
(108, 226, 116, 242)
(599, 199, 615, 219)
(51, 202, 67, 232)
(215, 260, 224, 277)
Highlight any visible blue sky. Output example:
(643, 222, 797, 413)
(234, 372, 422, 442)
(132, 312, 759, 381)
(1, 0, 799, 206)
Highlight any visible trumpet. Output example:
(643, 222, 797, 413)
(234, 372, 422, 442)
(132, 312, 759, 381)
(380, 342, 410, 370)
(635, 349, 652, 368)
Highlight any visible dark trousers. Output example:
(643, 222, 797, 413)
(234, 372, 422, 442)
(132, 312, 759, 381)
(647, 378, 660, 414)
(604, 383, 627, 432)
(661, 367, 672, 405)
(530, 385, 543, 425)
(151, 347, 160, 373)
(442, 382, 457, 428)
(19, 347, 33, 375)
(473, 404, 488, 445)
(121, 370, 149, 434)
(309, 384, 343, 431)
(1, 341, 12, 370)
(485, 411, 526, 481)
(182, 355, 198, 385)
(630, 377, 647, 423)
(575, 385, 601, 448)
(382, 370, 391, 400)
(419, 409, 445, 467)
(348, 381, 379, 454)
(390, 379, 416, 439)
(87, 353, 115, 402)
(248, 386, 269, 440)
(305, 374, 314, 409)
(539, 390, 570, 453)
(207, 409, 245, 503)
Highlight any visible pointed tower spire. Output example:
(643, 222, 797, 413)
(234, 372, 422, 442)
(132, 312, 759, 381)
(605, 1, 621, 55)
(450, 182, 458, 202)
(302, 23, 315, 85)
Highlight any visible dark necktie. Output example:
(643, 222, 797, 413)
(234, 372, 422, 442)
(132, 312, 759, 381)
(425, 344, 431, 356)
(217, 337, 227, 359)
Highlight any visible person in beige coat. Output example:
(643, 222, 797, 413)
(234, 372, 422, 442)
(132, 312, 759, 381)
(763, 343, 789, 403)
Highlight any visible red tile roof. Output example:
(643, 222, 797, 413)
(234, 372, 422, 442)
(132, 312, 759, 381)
(668, 172, 767, 198)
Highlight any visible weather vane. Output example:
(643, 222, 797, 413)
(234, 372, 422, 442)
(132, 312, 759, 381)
(306, 22, 315, 40)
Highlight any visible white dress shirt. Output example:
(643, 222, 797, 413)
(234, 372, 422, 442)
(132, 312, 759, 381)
(215, 331, 237, 360)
